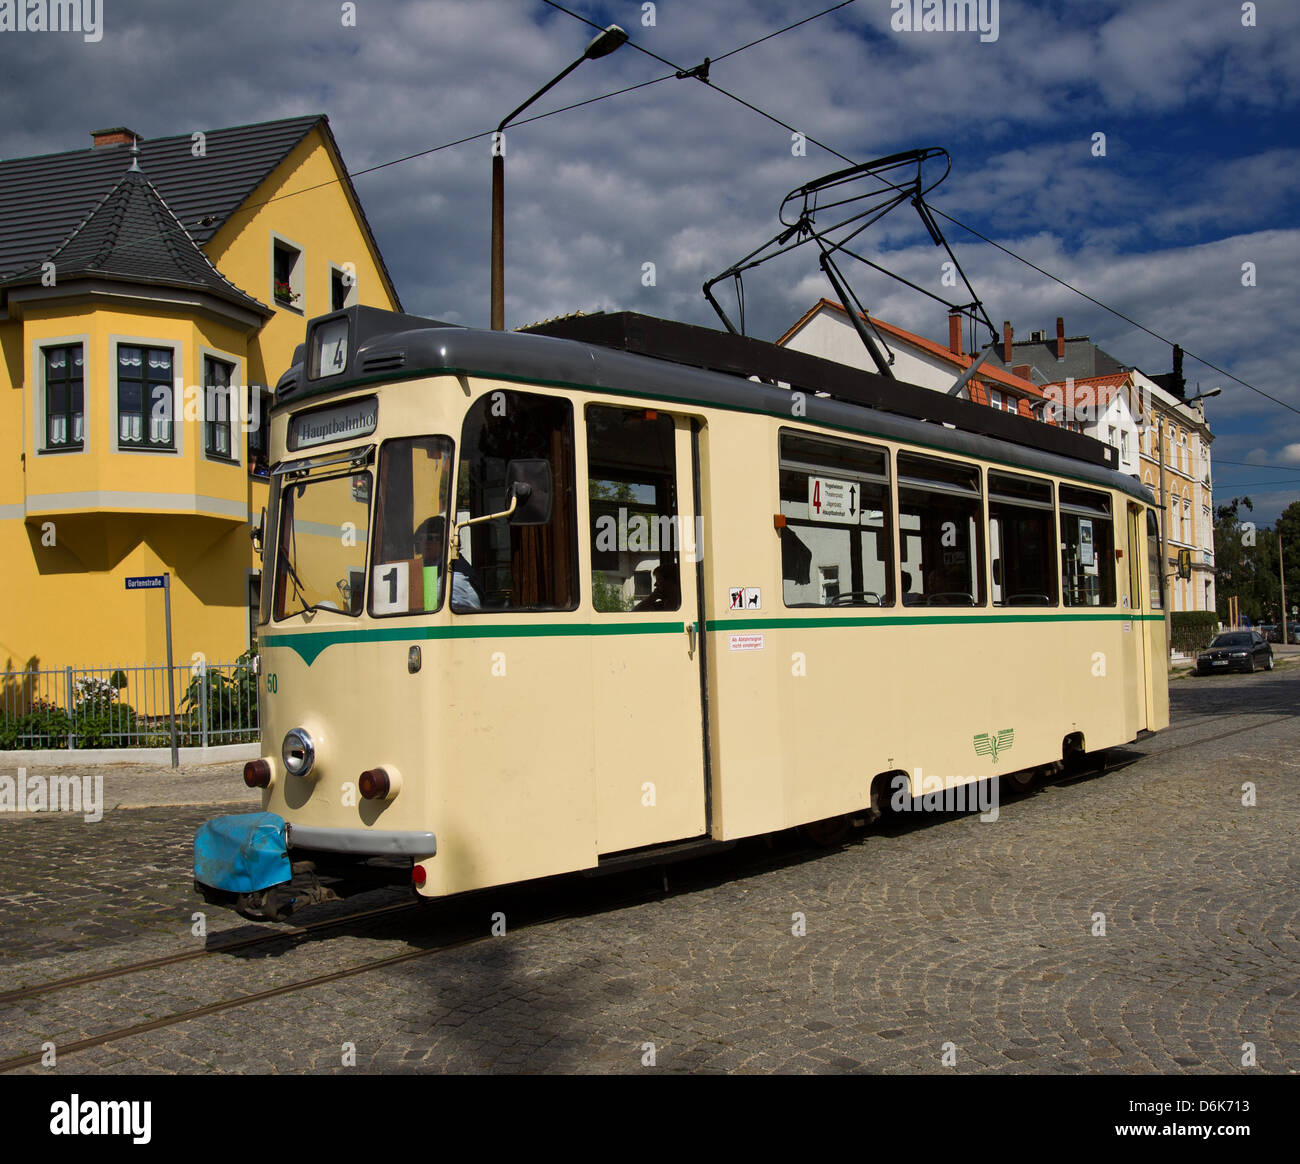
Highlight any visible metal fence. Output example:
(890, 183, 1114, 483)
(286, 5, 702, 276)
(0, 659, 258, 750)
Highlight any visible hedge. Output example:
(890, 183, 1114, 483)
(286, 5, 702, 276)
(1170, 611, 1221, 655)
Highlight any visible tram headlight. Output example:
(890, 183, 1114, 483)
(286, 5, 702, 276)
(282, 728, 316, 778)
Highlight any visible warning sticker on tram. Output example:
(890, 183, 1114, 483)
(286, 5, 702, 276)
(808, 476, 859, 524)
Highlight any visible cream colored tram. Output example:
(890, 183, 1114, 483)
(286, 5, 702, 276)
(236, 305, 1168, 901)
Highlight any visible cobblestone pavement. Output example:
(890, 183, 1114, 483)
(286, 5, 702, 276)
(1, 669, 1297, 1075)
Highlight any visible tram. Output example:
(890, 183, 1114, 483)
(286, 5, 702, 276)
(194, 303, 1168, 911)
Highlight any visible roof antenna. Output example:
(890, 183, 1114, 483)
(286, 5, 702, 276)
(129, 135, 141, 172)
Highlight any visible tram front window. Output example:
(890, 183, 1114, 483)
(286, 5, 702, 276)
(274, 470, 372, 619)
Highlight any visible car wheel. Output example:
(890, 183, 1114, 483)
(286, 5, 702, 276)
(1266, 653, 1274, 671)
(1246, 654, 1255, 673)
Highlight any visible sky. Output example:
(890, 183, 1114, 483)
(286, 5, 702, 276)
(2, 0, 1298, 520)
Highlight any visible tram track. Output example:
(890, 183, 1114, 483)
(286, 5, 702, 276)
(4, 704, 1288, 1074)
(1127, 713, 1292, 762)
(0, 898, 420, 1007)
(0, 881, 674, 1074)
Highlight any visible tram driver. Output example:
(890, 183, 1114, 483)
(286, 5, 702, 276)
(414, 516, 484, 611)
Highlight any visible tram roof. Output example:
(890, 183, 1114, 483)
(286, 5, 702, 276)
(275, 306, 1153, 505)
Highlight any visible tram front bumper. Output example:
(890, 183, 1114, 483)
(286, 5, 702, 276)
(286, 824, 437, 858)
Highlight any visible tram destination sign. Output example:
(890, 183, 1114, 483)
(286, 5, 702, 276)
(808, 475, 860, 524)
(288, 397, 379, 451)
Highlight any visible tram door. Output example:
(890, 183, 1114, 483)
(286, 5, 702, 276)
(1125, 503, 1150, 732)
(586, 406, 708, 854)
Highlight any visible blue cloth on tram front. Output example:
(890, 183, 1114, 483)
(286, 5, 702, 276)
(194, 812, 290, 893)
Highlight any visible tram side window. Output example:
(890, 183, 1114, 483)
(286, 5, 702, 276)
(454, 391, 579, 611)
(779, 432, 893, 608)
(1147, 508, 1164, 610)
(587, 406, 680, 612)
(897, 452, 985, 606)
(369, 437, 455, 617)
(989, 472, 1056, 606)
(1060, 485, 1116, 607)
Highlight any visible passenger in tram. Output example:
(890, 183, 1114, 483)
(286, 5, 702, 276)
(901, 570, 923, 605)
(635, 562, 680, 611)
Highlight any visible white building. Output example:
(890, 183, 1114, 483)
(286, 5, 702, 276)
(778, 300, 1052, 418)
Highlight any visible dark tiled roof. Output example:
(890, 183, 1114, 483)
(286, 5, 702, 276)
(0, 115, 401, 309)
(0, 115, 321, 279)
(988, 338, 1125, 382)
(3, 168, 267, 314)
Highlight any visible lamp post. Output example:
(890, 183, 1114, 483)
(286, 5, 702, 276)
(490, 24, 628, 331)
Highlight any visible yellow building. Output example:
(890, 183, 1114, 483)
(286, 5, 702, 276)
(0, 116, 401, 674)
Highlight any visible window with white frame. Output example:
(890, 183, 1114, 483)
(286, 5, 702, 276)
(204, 355, 237, 461)
(117, 345, 174, 449)
(990, 389, 1003, 411)
(272, 234, 304, 311)
(43, 344, 85, 450)
(330, 263, 358, 311)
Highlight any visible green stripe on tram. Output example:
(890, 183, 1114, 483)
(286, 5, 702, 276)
(706, 612, 1166, 631)
(263, 611, 1163, 665)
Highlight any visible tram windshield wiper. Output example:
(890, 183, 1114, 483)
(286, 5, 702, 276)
(280, 548, 322, 618)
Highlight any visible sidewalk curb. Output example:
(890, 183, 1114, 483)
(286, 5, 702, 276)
(0, 743, 258, 767)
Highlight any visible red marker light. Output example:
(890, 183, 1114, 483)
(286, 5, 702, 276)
(412, 863, 427, 887)
(244, 759, 272, 788)
(359, 768, 390, 800)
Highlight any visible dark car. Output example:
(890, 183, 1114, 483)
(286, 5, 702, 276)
(1196, 631, 1273, 674)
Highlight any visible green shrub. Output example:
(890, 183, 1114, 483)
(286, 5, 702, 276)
(0, 700, 71, 749)
(180, 651, 259, 738)
(1170, 611, 1221, 654)
(71, 703, 141, 748)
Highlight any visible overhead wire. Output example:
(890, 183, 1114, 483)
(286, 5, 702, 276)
(540, 0, 1294, 421)
(23, 0, 1288, 425)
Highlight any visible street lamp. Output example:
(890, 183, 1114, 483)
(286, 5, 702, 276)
(490, 24, 628, 330)
(1185, 386, 1221, 406)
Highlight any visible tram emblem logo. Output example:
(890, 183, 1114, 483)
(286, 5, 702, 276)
(973, 729, 1014, 762)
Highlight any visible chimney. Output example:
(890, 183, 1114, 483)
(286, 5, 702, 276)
(1055, 316, 1066, 360)
(1012, 364, 1033, 382)
(1171, 344, 1185, 398)
(948, 310, 963, 356)
(91, 126, 138, 148)
(1002, 320, 1013, 364)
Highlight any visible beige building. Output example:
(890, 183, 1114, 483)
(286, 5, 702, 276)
(1130, 371, 1216, 613)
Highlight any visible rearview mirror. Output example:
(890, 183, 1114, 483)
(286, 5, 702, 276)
(505, 459, 552, 525)
(251, 506, 266, 556)
(1176, 548, 1192, 581)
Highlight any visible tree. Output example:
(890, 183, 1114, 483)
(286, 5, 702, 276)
(1213, 496, 1298, 626)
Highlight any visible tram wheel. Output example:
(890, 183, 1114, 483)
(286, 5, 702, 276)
(799, 814, 852, 847)
(1001, 768, 1037, 795)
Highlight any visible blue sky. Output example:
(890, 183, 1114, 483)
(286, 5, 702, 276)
(2, 0, 1298, 519)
